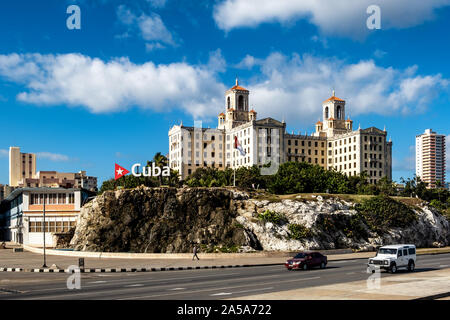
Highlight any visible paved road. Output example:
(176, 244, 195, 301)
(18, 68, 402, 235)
(1, 253, 449, 300)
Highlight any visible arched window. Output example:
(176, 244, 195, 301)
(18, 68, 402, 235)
(337, 106, 342, 119)
(238, 95, 244, 110)
(325, 107, 329, 119)
(227, 96, 230, 109)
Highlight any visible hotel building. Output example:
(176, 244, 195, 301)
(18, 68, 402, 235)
(416, 129, 446, 188)
(169, 81, 392, 184)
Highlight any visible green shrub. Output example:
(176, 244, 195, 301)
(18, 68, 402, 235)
(430, 199, 446, 212)
(257, 210, 287, 225)
(355, 194, 418, 234)
(288, 224, 311, 240)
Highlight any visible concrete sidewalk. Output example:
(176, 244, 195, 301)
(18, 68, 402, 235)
(234, 267, 450, 300)
(1, 245, 449, 272)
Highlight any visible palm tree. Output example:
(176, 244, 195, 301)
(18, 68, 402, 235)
(152, 152, 168, 186)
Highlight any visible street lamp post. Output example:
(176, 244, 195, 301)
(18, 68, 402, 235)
(42, 193, 47, 268)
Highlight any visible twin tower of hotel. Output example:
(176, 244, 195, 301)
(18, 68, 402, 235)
(169, 80, 392, 183)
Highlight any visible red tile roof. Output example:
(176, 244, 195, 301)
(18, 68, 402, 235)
(323, 96, 344, 103)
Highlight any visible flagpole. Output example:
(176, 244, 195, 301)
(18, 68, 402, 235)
(233, 168, 236, 187)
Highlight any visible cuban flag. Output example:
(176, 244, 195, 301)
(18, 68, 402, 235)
(234, 136, 246, 156)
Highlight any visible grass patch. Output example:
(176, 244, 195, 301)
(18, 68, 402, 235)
(288, 224, 311, 240)
(355, 194, 418, 234)
(257, 210, 287, 225)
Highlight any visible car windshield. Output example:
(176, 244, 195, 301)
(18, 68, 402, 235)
(378, 248, 397, 255)
(294, 253, 306, 259)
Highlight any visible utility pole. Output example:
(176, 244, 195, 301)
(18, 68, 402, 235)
(42, 193, 47, 268)
(233, 168, 236, 187)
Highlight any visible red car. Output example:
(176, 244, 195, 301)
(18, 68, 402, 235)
(285, 252, 327, 270)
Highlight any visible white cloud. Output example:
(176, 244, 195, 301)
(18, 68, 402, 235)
(235, 55, 260, 69)
(0, 149, 8, 158)
(373, 49, 387, 59)
(147, 0, 167, 8)
(239, 53, 448, 125)
(36, 152, 70, 162)
(213, 0, 450, 37)
(0, 52, 447, 124)
(145, 42, 165, 51)
(117, 5, 176, 49)
(393, 145, 416, 172)
(0, 52, 226, 118)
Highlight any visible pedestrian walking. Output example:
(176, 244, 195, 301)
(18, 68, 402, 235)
(192, 244, 200, 260)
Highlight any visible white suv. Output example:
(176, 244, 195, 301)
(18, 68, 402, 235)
(367, 244, 416, 273)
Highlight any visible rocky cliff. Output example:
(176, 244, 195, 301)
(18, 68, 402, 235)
(70, 187, 450, 252)
(71, 187, 250, 252)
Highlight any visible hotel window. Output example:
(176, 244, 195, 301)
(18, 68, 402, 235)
(295, 140, 298, 146)
(68, 194, 74, 204)
(302, 141, 305, 146)
(315, 142, 318, 147)
(288, 140, 291, 145)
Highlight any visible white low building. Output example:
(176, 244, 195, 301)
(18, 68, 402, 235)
(0, 187, 93, 247)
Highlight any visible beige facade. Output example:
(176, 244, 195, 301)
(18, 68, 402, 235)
(168, 83, 392, 183)
(416, 129, 446, 188)
(9, 147, 36, 187)
(8, 147, 97, 191)
(19, 170, 97, 191)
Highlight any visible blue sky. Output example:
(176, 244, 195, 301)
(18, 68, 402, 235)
(0, 0, 449, 185)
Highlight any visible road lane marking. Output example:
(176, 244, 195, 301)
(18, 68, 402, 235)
(120, 276, 321, 300)
(439, 265, 449, 268)
(211, 292, 232, 296)
(210, 287, 275, 297)
(88, 281, 107, 284)
(168, 287, 185, 291)
(124, 284, 144, 287)
(23, 272, 242, 297)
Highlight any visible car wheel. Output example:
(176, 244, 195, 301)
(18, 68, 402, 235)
(408, 261, 415, 272)
(320, 262, 326, 269)
(302, 264, 308, 270)
(390, 263, 397, 274)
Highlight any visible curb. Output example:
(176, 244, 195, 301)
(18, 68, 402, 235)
(1, 250, 449, 273)
(0, 263, 282, 273)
